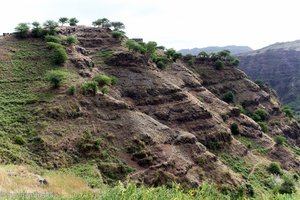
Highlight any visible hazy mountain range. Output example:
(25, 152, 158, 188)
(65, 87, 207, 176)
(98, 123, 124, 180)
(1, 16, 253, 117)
(238, 40, 300, 113)
(178, 45, 253, 55)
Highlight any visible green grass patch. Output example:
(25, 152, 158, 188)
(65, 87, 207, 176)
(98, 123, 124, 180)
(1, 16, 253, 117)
(236, 136, 269, 155)
(93, 49, 114, 65)
(0, 39, 60, 163)
(219, 153, 251, 178)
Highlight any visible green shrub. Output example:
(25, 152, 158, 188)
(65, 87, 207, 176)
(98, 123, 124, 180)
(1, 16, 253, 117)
(110, 76, 118, 86)
(165, 48, 182, 61)
(46, 70, 67, 88)
(47, 42, 63, 49)
(69, 18, 79, 26)
(43, 20, 58, 35)
(237, 105, 246, 114)
(275, 135, 286, 145)
(53, 47, 68, 65)
(111, 21, 125, 30)
(145, 41, 157, 57)
(156, 46, 165, 50)
(258, 122, 268, 133)
(282, 105, 293, 118)
(152, 55, 169, 70)
(93, 74, 113, 87)
(255, 108, 269, 121)
(230, 123, 240, 135)
(46, 42, 68, 65)
(45, 35, 61, 43)
(81, 81, 98, 95)
(222, 91, 235, 103)
(101, 87, 109, 94)
(70, 164, 102, 188)
(15, 23, 30, 39)
(67, 85, 76, 95)
(125, 40, 146, 54)
(214, 59, 224, 70)
(14, 135, 26, 145)
(268, 162, 281, 175)
(279, 176, 296, 194)
(247, 112, 262, 122)
(59, 17, 69, 26)
(270, 120, 280, 126)
(66, 36, 78, 45)
(231, 59, 240, 67)
(31, 22, 45, 38)
(112, 31, 124, 40)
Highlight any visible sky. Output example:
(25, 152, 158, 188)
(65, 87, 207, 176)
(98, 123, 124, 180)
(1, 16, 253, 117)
(1, 0, 300, 50)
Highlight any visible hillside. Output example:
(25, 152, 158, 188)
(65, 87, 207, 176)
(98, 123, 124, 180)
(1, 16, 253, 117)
(238, 40, 300, 114)
(0, 25, 300, 199)
(178, 45, 253, 55)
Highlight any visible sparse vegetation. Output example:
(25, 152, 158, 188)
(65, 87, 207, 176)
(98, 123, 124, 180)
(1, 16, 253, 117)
(111, 21, 125, 30)
(214, 59, 224, 70)
(112, 30, 125, 40)
(125, 40, 146, 54)
(69, 18, 79, 26)
(66, 35, 78, 45)
(31, 21, 44, 38)
(15, 23, 30, 38)
(152, 55, 169, 69)
(271, 120, 280, 126)
(81, 81, 98, 95)
(45, 35, 61, 43)
(165, 48, 182, 61)
(282, 105, 294, 118)
(258, 122, 268, 133)
(13, 135, 26, 145)
(59, 17, 69, 26)
(101, 87, 109, 94)
(230, 123, 240, 135)
(222, 91, 235, 103)
(67, 85, 76, 95)
(43, 20, 58, 35)
(275, 135, 286, 145)
(268, 162, 282, 175)
(93, 74, 113, 86)
(46, 70, 67, 88)
(47, 42, 68, 65)
(237, 135, 269, 155)
(254, 108, 269, 121)
(92, 18, 110, 28)
(279, 175, 296, 194)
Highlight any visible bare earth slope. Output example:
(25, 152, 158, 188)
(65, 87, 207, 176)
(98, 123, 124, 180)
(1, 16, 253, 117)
(0, 27, 300, 196)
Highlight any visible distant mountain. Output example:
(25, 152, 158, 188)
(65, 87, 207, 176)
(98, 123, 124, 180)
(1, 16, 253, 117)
(178, 45, 253, 55)
(238, 40, 300, 113)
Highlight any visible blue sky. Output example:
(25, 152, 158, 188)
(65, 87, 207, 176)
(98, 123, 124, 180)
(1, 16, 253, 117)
(1, 0, 300, 50)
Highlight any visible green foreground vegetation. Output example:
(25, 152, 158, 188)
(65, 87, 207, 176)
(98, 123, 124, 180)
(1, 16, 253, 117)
(3, 182, 300, 200)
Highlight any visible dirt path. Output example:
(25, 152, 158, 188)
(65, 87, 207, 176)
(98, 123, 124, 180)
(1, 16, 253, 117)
(248, 137, 275, 178)
(248, 161, 262, 178)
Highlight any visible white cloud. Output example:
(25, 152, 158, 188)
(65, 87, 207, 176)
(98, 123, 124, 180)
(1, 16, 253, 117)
(1, 0, 300, 50)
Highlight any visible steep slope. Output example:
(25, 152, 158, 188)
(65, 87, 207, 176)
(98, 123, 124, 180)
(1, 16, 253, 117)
(179, 45, 252, 55)
(238, 40, 300, 113)
(0, 27, 300, 197)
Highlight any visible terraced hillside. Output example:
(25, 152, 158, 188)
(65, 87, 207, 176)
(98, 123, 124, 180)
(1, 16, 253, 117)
(0, 26, 300, 198)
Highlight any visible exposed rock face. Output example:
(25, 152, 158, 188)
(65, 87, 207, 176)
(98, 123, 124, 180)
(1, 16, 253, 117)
(1, 27, 300, 191)
(238, 42, 300, 114)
